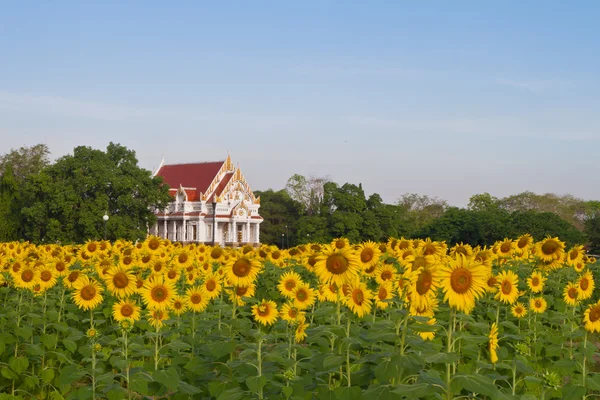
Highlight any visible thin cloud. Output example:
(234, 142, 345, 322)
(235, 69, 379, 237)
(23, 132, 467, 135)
(496, 78, 570, 92)
(291, 64, 412, 77)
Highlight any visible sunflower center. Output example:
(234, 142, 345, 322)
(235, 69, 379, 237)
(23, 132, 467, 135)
(55, 262, 66, 272)
(326, 254, 349, 275)
(142, 255, 151, 263)
(113, 272, 129, 289)
(516, 306, 523, 314)
(450, 268, 472, 294)
(378, 287, 388, 300)
(178, 253, 188, 264)
(154, 262, 163, 272)
(581, 278, 589, 290)
(487, 277, 497, 287)
(21, 270, 34, 282)
(257, 304, 269, 316)
(148, 238, 160, 250)
(500, 243, 512, 253)
(68, 271, 79, 282)
(167, 270, 177, 279)
(568, 287, 578, 299)
(361, 249, 373, 263)
(123, 256, 133, 266)
(532, 277, 539, 286)
(232, 259, 252, 277)
(570, 250, 579, 260)
(285, 280, 296, 291)
(308, 255, 317, 267)
(87, 243, 97, 253)
(541, 241, 559, 255)
(381, 270, 392, 281)
(151, 286, 168, 302)
(190, 294, 202, 304)
(236, 286, 248, 296)
(174, 301, 183, 310)
(352, 289, 364, 305)
(296, 289, 308, 301)
(589, 306, 600, 322)
(206, 280, 216, 291)
(272, 251, 281, 260)
(288, 308, 298, 318)
(416, 270, 433, 295)
(501, 281, 512, 295)
(210, 249, 222, 259)
(518, 238, 529, 248)
(365, 265, 376, 274)
(81, 285, 97, 300)
(40, 271, 52, 282)
(535, 300, 542, 308)
(120, 305, 133, 317)
(335, 240, 345, 249)
(412, 257, 426, 271)
(455, 247, 468, 256)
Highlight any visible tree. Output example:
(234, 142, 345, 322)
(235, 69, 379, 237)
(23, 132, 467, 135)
(468, 193, 500, 211)
(20, 143, 171, 243)
(585, 215, 600, 254)
(0, 143, 50, 182)
(285, 174, 330, 216)
(253, 189, 301, 247)
(397, 193, 448, 236)
(0, 164, 21, 241)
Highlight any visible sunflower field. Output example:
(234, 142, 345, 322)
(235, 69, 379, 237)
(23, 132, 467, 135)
(0, 236, 599, 400)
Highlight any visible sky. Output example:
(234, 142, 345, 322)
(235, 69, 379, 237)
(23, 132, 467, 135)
(1, 2, 599, 206)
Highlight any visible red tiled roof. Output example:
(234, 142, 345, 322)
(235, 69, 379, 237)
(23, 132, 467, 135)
(156, 161, 224, 194)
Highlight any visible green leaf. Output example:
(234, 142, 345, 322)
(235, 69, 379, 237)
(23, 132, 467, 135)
(391, 383, 440, 396)
(42, 333, 59, 349)
(208, 341, 236, 359)
(153, 368, 180, 391)
(41, 368, 55, 384)
(9, 355, 29, 374)
(57, 364, 87, 386)
(167, 340, 192, 351)
(425, 352, 459, 364)
(246, 375, 267, 393)
(178, 381, 202, 395)
(323, 355, 344, 370)
(282, 386, 294, 399)
(63, 339, 77, 353)
(216, 386, 245, 400)
(1, 367, 18, 380)
(586, 375, 600, 391)
(334, 386, 363, 399)
(451, 374, 497, 397)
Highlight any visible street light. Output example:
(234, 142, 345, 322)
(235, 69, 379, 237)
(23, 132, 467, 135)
(285, 225, 289, 248)
(103, 214, 109, 240)
(281, 233, 285, 249)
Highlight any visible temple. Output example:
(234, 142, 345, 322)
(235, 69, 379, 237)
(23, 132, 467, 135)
(150, 154, 262, 246)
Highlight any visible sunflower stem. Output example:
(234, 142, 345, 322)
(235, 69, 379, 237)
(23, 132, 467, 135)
(154, 325, 161, 370)
(191, 312, 197, 357)
(495, 302, 501, 327)
(257, 337, 263, 400)
(346, 316, 351, 387)
(57, 286, 66, 323)
(583, 330, 588, 393)
(446, 308, 455, 400)
(399, 310, 409, 356)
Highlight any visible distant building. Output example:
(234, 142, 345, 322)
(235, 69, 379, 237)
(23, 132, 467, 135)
(151, 154, 262, 246)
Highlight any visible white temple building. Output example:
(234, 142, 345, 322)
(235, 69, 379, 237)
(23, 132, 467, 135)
(150, 154, 262, 246)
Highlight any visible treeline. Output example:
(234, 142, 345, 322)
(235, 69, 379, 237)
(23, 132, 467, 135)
(256, 175, 600, 252)
(0, 143, 171, 243)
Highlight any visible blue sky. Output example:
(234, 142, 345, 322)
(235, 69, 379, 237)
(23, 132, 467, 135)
(1, 2, 599, 205)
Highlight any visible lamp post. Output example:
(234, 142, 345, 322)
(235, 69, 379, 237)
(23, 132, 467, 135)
(103, 214, 109, 240)
(281, 233, 285, 249)
(307, 233, 310, 243)
(212, 202, 217, 246)
(285, 225, 289, 248)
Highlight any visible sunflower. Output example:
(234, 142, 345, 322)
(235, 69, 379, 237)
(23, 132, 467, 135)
(449, 242, 473, 258)
(278, 271, 303, 299)
(104, 266, 137, 299)
(81, 240, 101, 259)
(583, 300, 600, 333)
(280, 303, 305, 323)
(419, 239, 447, 259)
(173, 249, 193, 269)
(112, 300, 141, 322)
(574, 261, 586, 273)
(331, 238, 350, 250)
(228, 283, 256, 306)
(577, 271, 595, 300)
(473, 247, 494, 269)
(417, 318, 437, 341)
(140, 275, 176, 311)
(515, 234, 533, 256)
(224, 255, 262, 287)
(171, 295, 187, 316)
(51, 258, 69, 277)
(38, 265, 57, 291)
(293, 283, 316, 310)
(527, 271, 546, 293)
(13, 265, 38, 290)
(318, 283, 338, 302)
(489, 323, 499, 364)
(252, 299, 279, 326)
(357, 241, 381, 272)
(410, 296, 439, 317)
(375, 281, 394, 310)
(313, 246, 361, 286)
(438, 254, 488, 314)
(566, 245, 585, 267)
(375, 264, 397, 285)
(295, 318, 309, 343)
(535, 237, 565, 263)
(410, 266, 440, 310)
(344, 280, 373, 318)
(485, 274, 499, 294)
(563, 282, 580, 307)
(529, 296, 547, 314)
(147, 309, 169, 329)
(208, 246, 225, 264)
(511, 302, 527, 318)
(63, 270, 83, 289)
(72, 276, 104, 311)
(494, 238, 514, 259)
(185, 286, 210, 313)
(495, 270, 520, 305)
(202, 272, 222, 300)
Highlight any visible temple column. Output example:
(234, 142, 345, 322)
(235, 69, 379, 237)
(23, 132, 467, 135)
(172, 221, 176, 241)
(163, 219, 167, 240)
(256, 224, 260, 244)
(233, 221, 237, 243)
(183, 219, 187, 242)
(228, 221, 233, 242)
(246, 220, 250, 243)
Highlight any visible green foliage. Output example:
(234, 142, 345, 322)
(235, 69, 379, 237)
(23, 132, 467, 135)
(584, 215, 600, 254)
(253, 189, 301, 247)
(19, 143, 171, 244)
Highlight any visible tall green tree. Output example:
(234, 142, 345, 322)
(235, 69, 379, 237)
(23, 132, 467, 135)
(0, 164, 21, 241)
(20, 143, 171, 243)
(253, 189, 301, 247)
(0, 143, 50, 182)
